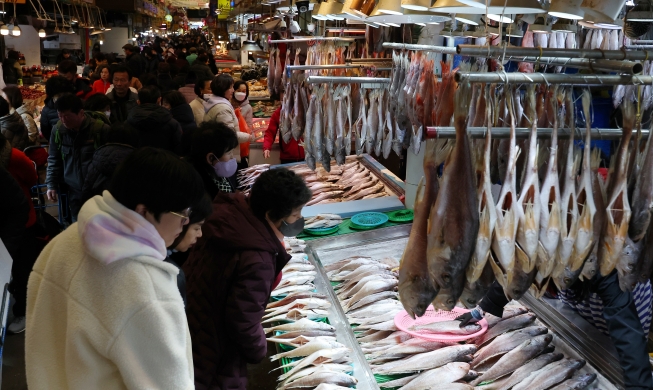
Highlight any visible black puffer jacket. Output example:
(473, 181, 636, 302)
(126, 103, 183, 154)
(81, 143, 135, 202)
(40, 99, 60, 141)
(170, 103, 198, 155)
(0, 111, 29, 151)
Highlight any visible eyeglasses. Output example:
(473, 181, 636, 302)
(169, 208, 191, 225)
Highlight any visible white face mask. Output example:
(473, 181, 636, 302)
(104, 111, 111, 118)
(234, 92, 247, 101)
(203, 93, 212, 100)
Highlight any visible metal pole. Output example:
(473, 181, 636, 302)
(347, 58, 392, 63)
(624, 45, 653, 50)
(381, 42, 458, 55)
(457, 44, 653, 62)
(454, 72, 653, 86)
(269, 37, 364, 43)
(305, 76, 391, 84)
(503, 57, 643, 75)
(425, 127, 647, 140)
(631, 40, 653, 44)
(286, 64, 392, 71)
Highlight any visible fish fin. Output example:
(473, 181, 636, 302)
(488, 251, 508, 290)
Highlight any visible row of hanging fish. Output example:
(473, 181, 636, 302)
(264, 241, 359, 390)
(399, 80, 653, 321)
(325, 253, 597, 389)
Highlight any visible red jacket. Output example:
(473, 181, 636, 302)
(183, 193, 290, 390)
(263, 107, 305, 161)
(91, 79, 111, 95)
(6, 148, 37, 227)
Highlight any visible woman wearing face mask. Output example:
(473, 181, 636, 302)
(164, 193, 212, 306)
(188, 120, 239, 200)
(91, 65, 112, 95)
(183, 168, 311, 390)
(232, 80, 253, 134)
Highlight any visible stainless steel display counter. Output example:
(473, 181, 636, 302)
(303, 225, 621, 390)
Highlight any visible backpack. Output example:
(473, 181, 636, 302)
(53, 113, 107, 160)
(235, 107, 250, 158)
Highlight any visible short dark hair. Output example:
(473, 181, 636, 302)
(105, 122, 139, 147)
(249, 168, 312, 222)
(189, 47, 197, 54)
(195, 76, 212, 98)
(162, 90, 186, 108)
(191, 121, 239, 163)
(55, 93, 84, 114)
(62, 49, 70, 55)
(157, 62, 171, 74)
(88, 58, 97, 68)
(84, 93, 112, 112)
(58, 60, 77, 75)
(138, 85, 161, 104)
(45, 76, 75, 98)
(233, 80, 249, 100)
(108, 147, 205, 220)
(3, 86, 22, 110)
(96, 64, 110, 77)
(0, 96, 9, 117)
(196, 53, 208, 64)
(211, 74, 234, 98)
(94, 52, 106, 62)
(111, 64, 132, 81)
(169, 192, 213, 249)
(7, 50, 18, 60)
(185, 70, 197, 85)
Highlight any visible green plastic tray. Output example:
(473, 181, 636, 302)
(388, 209, 414, 223)
(303, 224, 340, 236)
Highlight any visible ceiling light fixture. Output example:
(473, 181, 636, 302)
(486, 13, 514, 23)
(38, 28, 46, 37)
(581, 0, 627, 26)
(401, 0, 431, 12)
(530, 15, 552, 33)
(548, 0, 584, 19)
(373, 0, 403, 15)
(552, 18, 579, 32)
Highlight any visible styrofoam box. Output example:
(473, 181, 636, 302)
(58, 34, 80, 44)
(43, 41, 60, 49)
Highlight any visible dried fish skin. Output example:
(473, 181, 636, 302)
(426, 82, 479, 310)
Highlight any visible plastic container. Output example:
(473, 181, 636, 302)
(388, 209, 414, 223)
(304, 224, 340, 236)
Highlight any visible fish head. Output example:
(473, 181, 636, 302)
(505, 245, 537, 300)
(431, 289, 457, 311)
(459, 279, 487, 308)
(617, 239, 641, 292)
(398, 273, 439, 319)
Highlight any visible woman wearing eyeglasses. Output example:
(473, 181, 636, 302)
(183, 168, 311, 390)
(187, 120, 239, 200)
(25, 147, 205, 389)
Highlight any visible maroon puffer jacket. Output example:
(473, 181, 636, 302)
(183, 192, 290, 390)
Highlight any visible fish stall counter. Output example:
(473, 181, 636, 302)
(239, 154, 406, 218)
(296, 225, 620, 390)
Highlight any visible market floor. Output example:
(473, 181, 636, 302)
(1, 329, 279, 390)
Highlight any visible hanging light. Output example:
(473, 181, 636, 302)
(38, 28, 46, 37)
(369, 9, 448, 23)
(99, 33, 104, 44)
(486, 13, 514, 23)
(458, 0, 544, 14)
(0, 23, 8, 36)
(401, 0, 432, 12)
(68, 26, 74, 34)
(530, 15, 552, 33)
(160, 23, 167, 29)
(548, 0, 584, 19)
(455, 13, 481, 25)
(430, 0, 485, 13)
(552, 18, 579, 32)
(581, 0, 627, 25)
(627, 0, 653, 22)
(372, 0, 403, 16)
(11, 24, 20, 36)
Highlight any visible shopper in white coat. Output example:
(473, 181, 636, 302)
(25, 147, 206, 390)
(203, 73, 250, 163)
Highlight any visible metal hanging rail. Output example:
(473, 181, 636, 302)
(457, 44, 653, 62)
(287, 64, 392, 71)
(305, 76, 391, 84)
(381, 42, 458, 55)
(347, 58, 392, 63)
(455, 72, 653, 86)
(425, 127, 648, 140)
(269, 37, 364, 43)
(500, 57, 643, 74)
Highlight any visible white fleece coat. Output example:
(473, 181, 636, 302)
(25, 191, 194, 390)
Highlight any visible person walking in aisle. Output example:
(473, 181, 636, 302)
(187, 121, 239, 199)
(126, 86, 182, 154)
(263, 92, 305, 164)
(190, 76, 212, 126)
(26, 147, 204, 390)
(183, 168, 311, 390)
(162, 90, 197, 155)
(186, 47, 198, 65)
(106, 65, 138, 124)
(58, 60, 93, 100)
(122, 44, 146, 79)
(4, 86, 40, 146)
(232, 80, 253, 134)
(189, 53, 214, 82)
(91, 65, 112, 95)
(46, 94, 110, 221)
(204, 74, 251, 164)
(2, 50, 22, 85)
(40, 76, 76, 141)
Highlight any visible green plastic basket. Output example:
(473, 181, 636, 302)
(351, 212, 389, 228)
(388, 209, 414, 223)
(303, 224, 340, 236)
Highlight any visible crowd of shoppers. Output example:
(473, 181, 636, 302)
(0, 31, 313, 390)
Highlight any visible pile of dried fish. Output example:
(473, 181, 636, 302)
(289, 160, 389, 205)
(264, 243, 358, 390)
(237, 164, 271, 195)
(399, 79, 653, 322)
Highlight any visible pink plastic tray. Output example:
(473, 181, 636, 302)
(394, 305, 488, 342)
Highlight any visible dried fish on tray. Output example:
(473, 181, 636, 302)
(308, 231, 612, 390)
